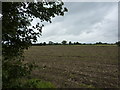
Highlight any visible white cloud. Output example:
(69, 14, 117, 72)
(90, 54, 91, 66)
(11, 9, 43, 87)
(0, 13, 2, 20)
(36, 2, 118, 43)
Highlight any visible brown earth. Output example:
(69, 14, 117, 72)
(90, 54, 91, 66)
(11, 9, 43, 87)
(24, 45, 119, 88)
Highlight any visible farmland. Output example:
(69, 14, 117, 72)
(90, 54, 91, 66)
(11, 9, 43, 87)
(24, 45, 118, 88)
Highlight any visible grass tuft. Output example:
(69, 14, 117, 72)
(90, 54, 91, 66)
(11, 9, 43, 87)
(79, 83, 95, 88)
(24, 79, 56, 88)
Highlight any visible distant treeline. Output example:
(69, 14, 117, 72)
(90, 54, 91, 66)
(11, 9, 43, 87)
(32, 40, 120, 46)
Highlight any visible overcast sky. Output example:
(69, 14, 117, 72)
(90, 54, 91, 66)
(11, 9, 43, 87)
(35, 2, 118, 43)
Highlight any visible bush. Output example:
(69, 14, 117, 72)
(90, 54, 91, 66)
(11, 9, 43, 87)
(24, 79, 56, 88)
(116, 41, 120, 46)
(6, 78, 56, 88)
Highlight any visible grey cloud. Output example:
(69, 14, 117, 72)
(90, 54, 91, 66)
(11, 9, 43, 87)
(37, 2, 118, 43)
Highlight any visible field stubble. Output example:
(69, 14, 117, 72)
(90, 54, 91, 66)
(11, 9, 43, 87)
(24, 45, 118, 88)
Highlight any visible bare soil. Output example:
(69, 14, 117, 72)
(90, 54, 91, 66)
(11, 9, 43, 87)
(24, 45, 118, 88)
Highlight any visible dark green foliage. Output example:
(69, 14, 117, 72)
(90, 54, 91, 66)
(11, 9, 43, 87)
(96, 42, 103, 44)
(48, 41, 54, 45)
(2, 2, 68, 58)
(32, 41, 116, 46)
(2, 1, 68, 88)
(74, 42, 80, 45)
(43, 42, 46, 46)
(116, 41, 120, 46)
(69, 41, 72, 45)
(62, 40, 67, 45)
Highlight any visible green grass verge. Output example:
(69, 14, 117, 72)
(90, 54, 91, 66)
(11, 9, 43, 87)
(9, 78, 56, 88)
(24, 79, 55, 88)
